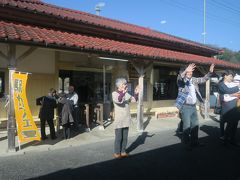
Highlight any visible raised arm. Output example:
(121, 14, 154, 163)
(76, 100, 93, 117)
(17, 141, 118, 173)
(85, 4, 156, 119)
(194, 64, 214, 84)
(218, 82, 239, 95)
(131, 85, 140, 102)
(180, 63, 196, 78)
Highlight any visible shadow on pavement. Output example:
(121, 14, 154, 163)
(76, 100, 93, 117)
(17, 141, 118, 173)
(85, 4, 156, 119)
(209, 115, 220, 123)
(28, 134, 240, 180)
(126, 132, 154, 153)
(16, 121, 114, 151)
(200, 124, 222, 138)
(143, 116, 151, 130)
(0, 135, 7, 141)
(17, 127, 83, 150)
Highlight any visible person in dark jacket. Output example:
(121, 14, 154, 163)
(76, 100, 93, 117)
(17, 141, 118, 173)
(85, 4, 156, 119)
(218, 70, 240, 146)
(58, 96, 74, 139)
(38, 88, 57, 140)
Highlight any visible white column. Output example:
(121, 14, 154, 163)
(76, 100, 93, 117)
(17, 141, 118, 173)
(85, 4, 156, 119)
(204, 79, 210, 119)
(137, 69, 144, 131)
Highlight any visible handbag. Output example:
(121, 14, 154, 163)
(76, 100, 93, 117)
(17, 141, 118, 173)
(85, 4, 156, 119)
(214, 94, 221, 114)
(175, 90, 188, 110)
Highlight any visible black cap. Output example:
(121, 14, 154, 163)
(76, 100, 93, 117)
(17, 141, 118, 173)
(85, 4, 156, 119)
(222, 70, 234, 77)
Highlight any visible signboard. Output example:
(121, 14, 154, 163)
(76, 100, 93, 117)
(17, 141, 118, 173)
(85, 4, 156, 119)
(13, 73, 40, 142)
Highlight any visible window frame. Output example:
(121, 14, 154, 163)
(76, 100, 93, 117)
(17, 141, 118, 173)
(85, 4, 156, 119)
(153, 66, 178, 101)
(0, 71, 5, 98)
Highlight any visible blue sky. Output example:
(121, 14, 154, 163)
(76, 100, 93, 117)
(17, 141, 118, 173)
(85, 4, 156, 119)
(43, 0, 240, 52)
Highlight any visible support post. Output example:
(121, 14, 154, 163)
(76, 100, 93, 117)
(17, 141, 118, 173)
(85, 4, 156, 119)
(97, 103, 104, 130)
(85, 104, 90, 132)
(131, 61, 152, 132)
(103, 65, 106, 103)
(7, 67, 16, 152)
(204, 79, 210, 119)
(7, 44, 17, 152)
(137, 73, 144, 131)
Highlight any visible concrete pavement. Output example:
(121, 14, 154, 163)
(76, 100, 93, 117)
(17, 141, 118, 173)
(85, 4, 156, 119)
(0, 113, 218, 156)
(1, 116, 240, 180)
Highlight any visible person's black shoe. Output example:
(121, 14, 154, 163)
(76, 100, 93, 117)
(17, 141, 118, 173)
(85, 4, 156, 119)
(223, 139, 229, 147)
(51, 136, 57, 140)
(176, 130, 183, 135)
(229, 140, 240, 147)
(191, 142, 205, 148)
(219, 136, 224, 141)
(41, 136, 48, 140)
(184, 144, 192, 151)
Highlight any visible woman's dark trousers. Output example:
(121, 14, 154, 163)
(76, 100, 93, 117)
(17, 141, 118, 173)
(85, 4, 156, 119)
(114, 127, 129, 154)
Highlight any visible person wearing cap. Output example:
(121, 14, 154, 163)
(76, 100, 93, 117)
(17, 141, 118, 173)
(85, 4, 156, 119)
(38, 88, 57, 140)
(218, 70, 240, 146)
(175, 63, 214, 150)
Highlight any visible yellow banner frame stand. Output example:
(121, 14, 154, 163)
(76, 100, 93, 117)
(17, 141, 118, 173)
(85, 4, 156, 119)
(12, 72, 40, 148)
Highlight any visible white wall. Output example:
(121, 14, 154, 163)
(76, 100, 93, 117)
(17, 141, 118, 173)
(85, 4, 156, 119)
(0, 43, 55, 74)
(17, 46, 55, 74)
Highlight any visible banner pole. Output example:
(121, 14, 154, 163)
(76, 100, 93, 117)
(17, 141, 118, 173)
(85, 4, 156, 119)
(7, 67, 16, 152)
(16, 124, 21, 151)
(18, 136, 21, 151)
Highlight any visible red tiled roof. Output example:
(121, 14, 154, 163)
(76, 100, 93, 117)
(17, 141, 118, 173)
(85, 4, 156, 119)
(0, 0, 220, 53)
(0, 21, 239, 69)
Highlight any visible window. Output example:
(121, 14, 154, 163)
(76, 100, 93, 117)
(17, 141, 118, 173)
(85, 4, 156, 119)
(58, 77, 70, 94)
(58, 77, 62, 93)
(0, 72, 4, 98)
(153, 66, 178, 100)
(59, 70, 112, 103)
(210, 76, 220, 95)
(128, 80, 147, 101)
(210, 82, 218, 95)
(63, 77, 70, 94)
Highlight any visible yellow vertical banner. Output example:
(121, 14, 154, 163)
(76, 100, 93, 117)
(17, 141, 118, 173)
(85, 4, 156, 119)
(13, 73, 40, 142)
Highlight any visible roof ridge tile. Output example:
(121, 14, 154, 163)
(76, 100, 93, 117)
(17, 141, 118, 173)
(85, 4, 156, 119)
(0, 0, 220, 53)
(0, 20, 238, 69)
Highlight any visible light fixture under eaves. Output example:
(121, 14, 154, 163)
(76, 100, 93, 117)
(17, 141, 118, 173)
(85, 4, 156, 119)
(99, 57, 129, 62)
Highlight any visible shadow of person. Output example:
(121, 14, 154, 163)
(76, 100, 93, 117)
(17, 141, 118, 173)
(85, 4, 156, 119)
(0, 135, 7, 141)
(126, 132, 154, 153)
(200, 124, 221, 138)
(143, 116, 151, 130)
(201, 123, 240, 141)
(174, 131, 183, 143)
(209, 115, 220, 123)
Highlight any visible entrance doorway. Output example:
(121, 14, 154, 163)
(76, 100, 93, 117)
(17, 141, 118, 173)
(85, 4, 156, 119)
(59, 70, 112, 104)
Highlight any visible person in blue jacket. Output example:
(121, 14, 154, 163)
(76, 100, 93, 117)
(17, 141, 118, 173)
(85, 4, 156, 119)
(218, 70, 240, 146)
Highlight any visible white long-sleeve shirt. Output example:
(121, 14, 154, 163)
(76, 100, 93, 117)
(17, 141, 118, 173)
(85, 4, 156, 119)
(185, 79, 197, 105)
(223, 81, 240, 102)
(67, 92, 78, 107)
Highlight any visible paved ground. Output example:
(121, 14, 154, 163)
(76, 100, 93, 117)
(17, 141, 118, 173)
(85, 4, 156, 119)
(0, 115, 240, 180)
(0, 114, 189, 155)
